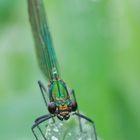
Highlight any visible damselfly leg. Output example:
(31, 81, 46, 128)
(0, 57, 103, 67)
(38, 80, 55, 123)
(38, 80, 48, 108)
(32, 114, 53, 140)
(69, 89, 82, 132)
(73, 112, 97, 140)
(70, 89, 97, 140)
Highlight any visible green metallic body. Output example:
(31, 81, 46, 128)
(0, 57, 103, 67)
(48, 79, 72, 119)
(28, 0, 77, 120)
(49, 79, 70, 105)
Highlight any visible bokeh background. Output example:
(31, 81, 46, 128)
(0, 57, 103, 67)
(0, 0, 140, 140)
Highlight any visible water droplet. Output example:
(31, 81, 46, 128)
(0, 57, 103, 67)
(51, 136, 58, 140)
(68, 132, 72, 136)
(53, 127, 59, 132)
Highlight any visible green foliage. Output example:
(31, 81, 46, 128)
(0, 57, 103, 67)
(0, 0, 140, 140)
(0, 0, 18, 24)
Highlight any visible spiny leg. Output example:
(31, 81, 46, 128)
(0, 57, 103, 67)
(38, 80, 48, 108)
(35, 114, 49, 123)
(37, 125, 46, 140)
(35, 116, 49, 137)
(32, 119, 47, 140)
(73, 112, 97, 140)
(32, 123, 45, 140)
(32, 114, 51, 140)
(38, 80, 55, 123)
(35, 114, 54, 139)
(69, 89, 83, 132)
(32, 114, 53, 140)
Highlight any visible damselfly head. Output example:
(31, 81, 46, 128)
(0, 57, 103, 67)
(57, 104, 70, 120)
(48, 79, 78, 120)
(56, 100, 78, 120)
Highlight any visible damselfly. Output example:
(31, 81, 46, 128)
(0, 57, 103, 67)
(28, 0, 97, 139)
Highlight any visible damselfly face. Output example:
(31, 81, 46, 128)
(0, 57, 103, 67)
(56, 99, 71, 120)
(48, 79, 77, 120)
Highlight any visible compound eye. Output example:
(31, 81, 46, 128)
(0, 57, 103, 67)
(48, 102, 56, 114)
(71, 101, 77, 111)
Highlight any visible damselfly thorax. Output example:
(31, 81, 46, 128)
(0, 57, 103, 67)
(48, 78, 77, 120)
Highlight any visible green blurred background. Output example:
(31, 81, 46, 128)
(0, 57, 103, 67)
(0, 0, 140, 140)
